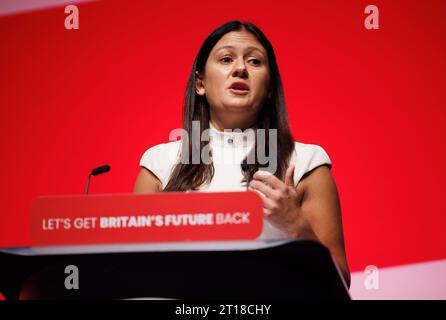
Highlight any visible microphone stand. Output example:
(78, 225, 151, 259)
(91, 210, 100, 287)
(85, 173, 92, 195)
(85, 165, 111, 195)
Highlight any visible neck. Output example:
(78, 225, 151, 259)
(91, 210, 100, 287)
(210, 112, 258, 131)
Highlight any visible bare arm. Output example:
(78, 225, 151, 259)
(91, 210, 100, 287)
(250, 164, 351, 287)
(299, 165, 351, 287)
(133, 167, 162, 194)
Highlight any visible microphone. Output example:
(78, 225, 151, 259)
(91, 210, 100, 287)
(85, 165, 110, 195)
(91, 165, 110, 176)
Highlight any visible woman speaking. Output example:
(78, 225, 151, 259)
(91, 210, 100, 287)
(134, 20, 350, 286)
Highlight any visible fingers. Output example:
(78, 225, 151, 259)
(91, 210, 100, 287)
(253, 170, 286, 191)
(250, 166, 297, 218)
(263, 208, 272, 217)
(249, 187, 277, 209)
(284, 165, 295, 187)
(249, 179, 280, 201)
(252, 165, 296, 192)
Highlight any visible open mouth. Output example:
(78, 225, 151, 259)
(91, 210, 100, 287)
(229, 82, 250, 95)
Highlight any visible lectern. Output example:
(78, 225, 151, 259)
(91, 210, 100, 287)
(0, 240, 349, 300)
(0, 192, 350, 300)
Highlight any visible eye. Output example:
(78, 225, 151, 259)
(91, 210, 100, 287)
(220, 56, 233, 64)
(248, 58, 262, 66)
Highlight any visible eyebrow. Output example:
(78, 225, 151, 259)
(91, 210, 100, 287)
(214, 45, 266, 57)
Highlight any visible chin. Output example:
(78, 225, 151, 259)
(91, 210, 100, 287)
(223, 97, 253, 109)
(223, 103, 254, 112)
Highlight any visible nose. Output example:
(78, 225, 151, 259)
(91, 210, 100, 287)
(232, 59, 248, 79)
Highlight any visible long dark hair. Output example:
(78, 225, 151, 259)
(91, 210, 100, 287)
(164, 20, 295, 191)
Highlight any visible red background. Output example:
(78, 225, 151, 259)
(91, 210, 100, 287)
(0, 0, 445, 272)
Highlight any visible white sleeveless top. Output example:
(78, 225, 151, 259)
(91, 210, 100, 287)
(139, 123, 332, 240)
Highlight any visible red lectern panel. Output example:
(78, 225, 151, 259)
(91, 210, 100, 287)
(30, 191, 263, 246)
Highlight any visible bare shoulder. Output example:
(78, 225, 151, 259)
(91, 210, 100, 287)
(133, 167, 162, 194)
(297, 165, 337, 198)
(297, 164, 341, 222)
